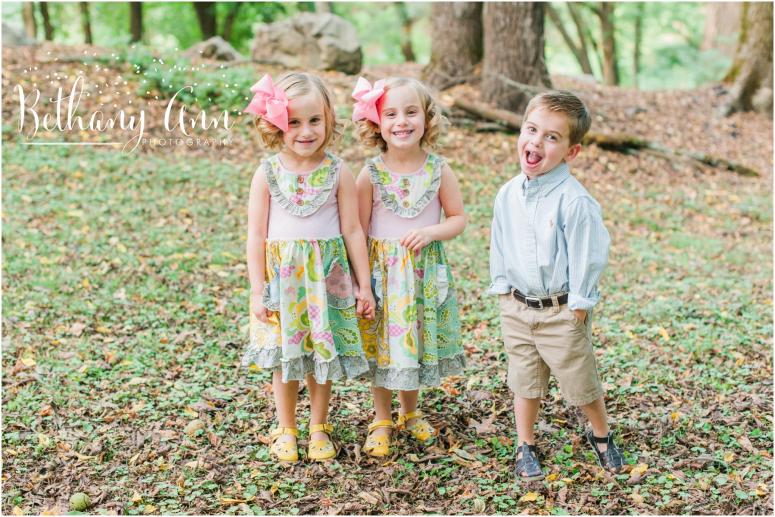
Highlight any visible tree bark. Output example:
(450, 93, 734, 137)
(702, 2, 742, 57)
(129, 2, 142, 43)
(722, 2, 773, 115)
(80, 2, 93, 44)
(22, 2, 36, 39)
(395, 2, 416, 62)
(39, 2, 54, 41)
(546, 4, 593, 75)
(222, 2, 241, 42)
(482, 2, 550, 113)
(595, 2, 619, 86)
(422, 2, 483, 91)
(314, 2, 331, 13)
(632, 2, 644, 89)
(193, 2, 217, 40)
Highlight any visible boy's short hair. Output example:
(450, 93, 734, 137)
(254, 72, 341, 151)
(523, 90, 591, 145)
(356, 77, 447, 152)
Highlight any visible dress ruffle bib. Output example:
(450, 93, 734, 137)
(242, 153, 369, 383)
(359, 154, 465, 390)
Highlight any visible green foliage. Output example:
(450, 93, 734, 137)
(545, 2, 732, 89)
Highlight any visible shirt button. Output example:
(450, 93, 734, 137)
(298, 176, 304, 183)
(296, 188, 303, 194)
(403, 200, 410, 207)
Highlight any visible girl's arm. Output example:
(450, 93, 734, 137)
(401, 163, 467, 251)
(355, 165, 373, 234)
(340, 164, 376, 319)
(246, 164, 271, 321)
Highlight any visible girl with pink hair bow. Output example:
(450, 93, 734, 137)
(351, 77, 467, 458)
(242, 72, 375, 463)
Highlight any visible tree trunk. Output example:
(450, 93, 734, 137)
(632, 2, 644, 89)
(595, 2, 619, 86)
(568, 3, 598, 76)
(80, 2, 93, 44)
(22, 2, 36, 39)
(722, 2, 773, 115)
(702, 2, 742, 57)
(482, 2, 550, 113)
(222, 2, 241, 42)
(546, 4, 593, 75)
(39, 2, 54, 41)
(129, 2, 142, 43)
(193, 2, 217, 39)
(422, 2, 483, 91)
(314, 2, 331, 13)
(395, 2, 416, 62)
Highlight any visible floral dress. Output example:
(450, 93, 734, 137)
(242, 153, 369, 384)
(359, 153, 465, 390)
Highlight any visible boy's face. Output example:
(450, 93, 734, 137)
(517, 107, 581, 179)
(379, 85, 426, 151)
(282, 92, 327, 158)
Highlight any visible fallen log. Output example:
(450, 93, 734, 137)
(451, 96, 760, 177)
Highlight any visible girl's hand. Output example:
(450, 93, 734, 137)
(400, 228, 434, 251)
(251, 292, 271, 323)
(355, 286, 376, 320)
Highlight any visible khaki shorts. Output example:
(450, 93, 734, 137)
(498, 294, 604, 406)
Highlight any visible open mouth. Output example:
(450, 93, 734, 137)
(524, 150, 543, 167)
(392, 129, 414, 138)
(296, 139, 316, 145)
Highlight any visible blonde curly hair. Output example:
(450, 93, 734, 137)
(252, 72, 341, 151)
(355, 77, 447, 152)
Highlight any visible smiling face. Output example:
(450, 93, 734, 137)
(517, 107, 581, 178)
(378, 85, 426, 152)
(282, 92, 327, 158)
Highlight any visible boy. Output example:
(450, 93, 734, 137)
(489, 90, 625, 481)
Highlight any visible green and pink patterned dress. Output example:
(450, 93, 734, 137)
(359, 153, 465, 390)
(242, 153, 369, 383)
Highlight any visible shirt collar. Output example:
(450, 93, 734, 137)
(519, 162, 570, 192)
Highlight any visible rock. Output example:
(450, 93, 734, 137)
(69, 492, 91, 511)
(251, 13, 362, 74)
(184, 36, 245, 61)
(2, 23, 36, 47)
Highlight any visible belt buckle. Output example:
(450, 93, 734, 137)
(524, 296, 543, 309)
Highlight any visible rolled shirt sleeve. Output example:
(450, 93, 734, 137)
(563, 197, 611, 310)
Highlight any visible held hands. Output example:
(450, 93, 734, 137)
(400, 227, 434, 251)
(573, 309, 587, 324)
(355, 285, 376, 320)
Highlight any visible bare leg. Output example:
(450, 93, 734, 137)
(307, 375, 332, 441)
(371, 386, 393, 438)
(579, 397, 610, 452)
(398, 389, 420, 425)
(273, 371, 299, 446)
(514, 396, 541, 446)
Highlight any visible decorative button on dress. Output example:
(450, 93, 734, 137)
(242, 153, 369, 383)
(359, 154, 465, 390)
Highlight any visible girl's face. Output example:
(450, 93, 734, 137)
(379, 85, 425, 152)
(282, 92, 327, 158)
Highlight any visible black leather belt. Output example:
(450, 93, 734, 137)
(512, 289, 568, 309)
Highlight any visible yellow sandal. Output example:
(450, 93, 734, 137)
(363, 420, 394, 458)
(308, 423, 337, 462)
(269, 427, 299, 463)
(396, 410, 435, 443)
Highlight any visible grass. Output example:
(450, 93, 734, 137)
(2, 131, 772, 515)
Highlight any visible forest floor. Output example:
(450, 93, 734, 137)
(2, 44, 773, 515)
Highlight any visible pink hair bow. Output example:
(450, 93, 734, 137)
(351, 77, 386, 125)
(244, 74, 289, 132)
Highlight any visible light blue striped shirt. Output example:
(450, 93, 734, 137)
(488, 162, 610, 310)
